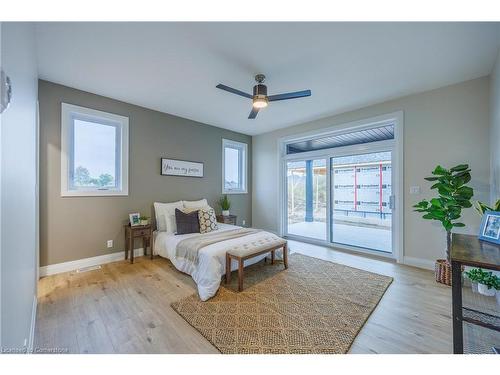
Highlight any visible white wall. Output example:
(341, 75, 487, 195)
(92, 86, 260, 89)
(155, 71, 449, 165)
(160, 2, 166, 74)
(0, 23, 38, 350)
(491, 49, 500, 203)
(253, 77, 490, 268)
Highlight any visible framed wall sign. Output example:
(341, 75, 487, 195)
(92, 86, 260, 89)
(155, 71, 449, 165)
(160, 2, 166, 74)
(161, 158, 204, 178)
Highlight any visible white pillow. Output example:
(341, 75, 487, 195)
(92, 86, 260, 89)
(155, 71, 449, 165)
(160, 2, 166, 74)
(183, 205, 214, 214)
(183, 199, 209, 210)
(154, 201, 184, 233)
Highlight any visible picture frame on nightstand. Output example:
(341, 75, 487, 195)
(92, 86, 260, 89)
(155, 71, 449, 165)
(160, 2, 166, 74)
(129, 212, 141, 226)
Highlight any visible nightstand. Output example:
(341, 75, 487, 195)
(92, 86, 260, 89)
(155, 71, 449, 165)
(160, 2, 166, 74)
(216, 214, 237, 225)
(124, 224, 153, 263)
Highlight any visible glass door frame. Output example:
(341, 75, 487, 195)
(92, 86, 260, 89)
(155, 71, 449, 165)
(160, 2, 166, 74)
(284, 157, 330, 243)
(328, 146, 394, 256)
(278, 112, 404, 263)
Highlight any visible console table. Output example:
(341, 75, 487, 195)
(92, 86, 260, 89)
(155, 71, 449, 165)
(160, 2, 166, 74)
(450, 233, 500, 354)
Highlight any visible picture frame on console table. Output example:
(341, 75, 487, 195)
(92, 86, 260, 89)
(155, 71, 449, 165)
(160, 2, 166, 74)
(478, 210, 500, 245)
(161, 158, 204, 178)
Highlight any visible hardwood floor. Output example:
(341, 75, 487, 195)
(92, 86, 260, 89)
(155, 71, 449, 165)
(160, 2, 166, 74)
(35, 241, 453, 354)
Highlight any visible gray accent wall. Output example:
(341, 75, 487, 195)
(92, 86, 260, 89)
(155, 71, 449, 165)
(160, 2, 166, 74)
(1, 23, 38, 350)
(39, 80, 252, 267)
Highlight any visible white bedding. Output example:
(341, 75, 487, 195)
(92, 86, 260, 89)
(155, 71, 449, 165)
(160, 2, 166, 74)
(153, 223, 281, 301)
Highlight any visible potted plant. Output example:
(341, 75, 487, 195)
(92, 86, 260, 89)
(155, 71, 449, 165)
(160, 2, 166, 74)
(474, 199, 500, 215)
(219, 195, 231, 216)
(476, 270, 500, 297)
(464, 267, 485, 293)
(139, 216, 149, 226)
(413, 164, 474, 286)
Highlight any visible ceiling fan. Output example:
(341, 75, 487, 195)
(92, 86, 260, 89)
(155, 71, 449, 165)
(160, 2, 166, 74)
(216, 74, 311, 119)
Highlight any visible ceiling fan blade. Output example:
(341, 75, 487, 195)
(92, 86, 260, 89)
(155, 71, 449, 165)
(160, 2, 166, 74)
(216, 84, 252, 99)
(248, 107, 259, 119)
(268, 90, 311, 102)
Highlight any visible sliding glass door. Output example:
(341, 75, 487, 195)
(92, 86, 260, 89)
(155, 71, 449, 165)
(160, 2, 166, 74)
(284, 149, 395, 256)
(286, 159, 327, 241)
(330, 151, 392, 253)
(281, 116, 401, 258)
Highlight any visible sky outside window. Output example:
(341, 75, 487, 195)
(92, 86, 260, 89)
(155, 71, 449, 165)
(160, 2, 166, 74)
(73, 119, 117, 187)
(224, 147, 240, 189)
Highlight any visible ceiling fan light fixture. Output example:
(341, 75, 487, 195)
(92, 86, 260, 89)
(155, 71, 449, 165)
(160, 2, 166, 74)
(216, 74, 311, 119)
(252, 95, 268, 109)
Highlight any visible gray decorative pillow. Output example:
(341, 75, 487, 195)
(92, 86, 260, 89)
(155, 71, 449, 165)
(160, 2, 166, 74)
(198, 208, 218, 234)
(175, 208, 200, 235)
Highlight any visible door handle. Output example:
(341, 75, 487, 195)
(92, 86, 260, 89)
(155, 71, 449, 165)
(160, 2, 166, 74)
(389, 195, 396, 210)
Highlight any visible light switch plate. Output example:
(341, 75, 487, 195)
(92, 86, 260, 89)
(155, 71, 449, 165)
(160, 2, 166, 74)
(409, 186, 421, 195)
(107, 240, 113, 248)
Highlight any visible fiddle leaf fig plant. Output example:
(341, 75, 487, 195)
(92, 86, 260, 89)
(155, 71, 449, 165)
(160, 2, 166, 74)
(413, 164, 474, 262)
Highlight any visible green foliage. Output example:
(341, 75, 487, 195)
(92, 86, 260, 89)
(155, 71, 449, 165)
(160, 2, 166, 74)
(218, 195, 231, 211)
(464, 268, 487, 283)
(413, 164, 473, 232)
(73, 166, 114, 188)
(74, 166, 91, 186)
(139, 216, 149, 221)
(474, 199, 500, 216)
(97, 173, 113, 187)
(481, 273, 500, 290)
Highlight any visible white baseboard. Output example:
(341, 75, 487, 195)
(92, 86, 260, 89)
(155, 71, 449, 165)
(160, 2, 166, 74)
(39, 248, 144, 277)
(403, 256, 435, 271)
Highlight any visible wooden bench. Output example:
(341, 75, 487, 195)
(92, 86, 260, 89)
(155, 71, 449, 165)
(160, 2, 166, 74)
(225, 241, 288, 292)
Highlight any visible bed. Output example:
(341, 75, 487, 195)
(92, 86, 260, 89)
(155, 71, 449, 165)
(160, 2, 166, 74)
(154, 223, 284, 301)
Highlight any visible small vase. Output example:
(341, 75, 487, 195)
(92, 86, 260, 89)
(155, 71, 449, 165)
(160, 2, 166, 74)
(222, 210, 230, 216)
(478, 283, 496, 296)
(140, 219, 148, 226)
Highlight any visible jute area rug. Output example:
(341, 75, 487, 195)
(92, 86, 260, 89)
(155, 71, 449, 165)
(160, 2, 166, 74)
(171, 253, 392, 354)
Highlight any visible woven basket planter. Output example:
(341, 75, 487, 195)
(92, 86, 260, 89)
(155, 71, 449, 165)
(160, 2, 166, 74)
(435, 259, 452, 286)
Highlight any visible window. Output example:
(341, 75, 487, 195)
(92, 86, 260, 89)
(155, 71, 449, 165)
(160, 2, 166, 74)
(61, 103, 129, 196)
(222, 139, 247, 194)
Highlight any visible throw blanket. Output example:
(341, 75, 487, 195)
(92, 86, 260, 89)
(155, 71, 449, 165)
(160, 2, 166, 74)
(175, 228, 262, 264)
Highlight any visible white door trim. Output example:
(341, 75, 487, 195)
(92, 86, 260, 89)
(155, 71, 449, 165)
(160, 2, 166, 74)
(278, 111, 404, 263)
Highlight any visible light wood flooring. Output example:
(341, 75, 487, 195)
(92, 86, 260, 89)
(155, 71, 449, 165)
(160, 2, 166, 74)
(35, 241, 453, 354)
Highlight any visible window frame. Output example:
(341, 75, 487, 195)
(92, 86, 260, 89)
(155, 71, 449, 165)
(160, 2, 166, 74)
(222, 138, 248, 194)
(60, 103, 129, 197)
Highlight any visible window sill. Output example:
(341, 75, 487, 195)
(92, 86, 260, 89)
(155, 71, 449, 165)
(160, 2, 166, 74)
(61, 190, 129, 197)
(222, 190, 248, 195)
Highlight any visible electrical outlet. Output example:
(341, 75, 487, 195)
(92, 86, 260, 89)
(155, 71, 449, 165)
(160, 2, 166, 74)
(107, 240, 113, 248)
(242, 220, 246, 226)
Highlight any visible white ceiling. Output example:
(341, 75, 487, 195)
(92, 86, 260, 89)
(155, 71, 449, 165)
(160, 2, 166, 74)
(35, 22, 500, 136)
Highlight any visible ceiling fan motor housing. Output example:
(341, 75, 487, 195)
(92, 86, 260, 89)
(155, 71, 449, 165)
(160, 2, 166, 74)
(253, 84, 267, 97)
